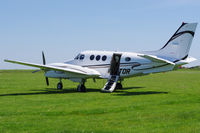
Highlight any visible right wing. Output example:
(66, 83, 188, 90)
(4, 59, 101, 77)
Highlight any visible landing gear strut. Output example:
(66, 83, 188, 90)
(77, 79, 86, 92)
(57, 79, 63, 90)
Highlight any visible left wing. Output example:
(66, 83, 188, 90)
(138, 54, 175, 65)
(4, 59, 101, 77)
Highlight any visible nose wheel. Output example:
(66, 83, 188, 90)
(57, 81, 63, 90)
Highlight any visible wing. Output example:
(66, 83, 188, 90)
(138, 54, 175, 65)
(4, 59, 101, 77)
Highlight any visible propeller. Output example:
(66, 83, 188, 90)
(45, 77, 49, 86)
(32, 70, 41, 73)
(42, 51, 46, 65)
(42, 51, 49, 86)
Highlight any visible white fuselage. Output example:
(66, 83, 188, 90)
(45, 50, 175, 80)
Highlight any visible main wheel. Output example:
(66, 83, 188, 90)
(57, 82, 63, 90)
(77, 85, 86, 92)
(116, 83, 122, 90)
(80, 85, 86, 92)
(77, 85, 81, 92)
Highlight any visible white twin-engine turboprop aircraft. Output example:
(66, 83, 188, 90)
(5, 22, 198, 92)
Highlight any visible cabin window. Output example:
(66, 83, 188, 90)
(90, 55, 95, 60)
(80, 54, 85, 60)
(102, 55, 107, 61)
(125, 57, 131, 62)
(96, 55, 101, 61)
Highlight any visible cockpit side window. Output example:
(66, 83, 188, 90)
(125, 57, 131, 62)
(80, 54, 85, 60)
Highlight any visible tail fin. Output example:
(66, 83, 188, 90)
(148, 23, 198, 62)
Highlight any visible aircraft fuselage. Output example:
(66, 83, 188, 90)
(45, 50, 175, 80)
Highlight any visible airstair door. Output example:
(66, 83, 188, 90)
(102, 53, 122, 92)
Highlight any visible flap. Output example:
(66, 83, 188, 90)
(138, 54, 175, 65)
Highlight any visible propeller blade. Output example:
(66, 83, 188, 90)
(42, 51, 49, 86)
(46, 77, 49, 86)
(32, 70, 41, 73)
(42, 51, 46, 65)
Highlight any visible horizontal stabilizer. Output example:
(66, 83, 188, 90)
(174, 56, 197, 68)
(183, 56, 197, 63)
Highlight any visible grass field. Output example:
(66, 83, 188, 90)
(0, 69, 200, 133)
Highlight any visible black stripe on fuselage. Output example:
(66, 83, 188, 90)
(133, 63, 170, 71)
(83, 62, 170, 71)
(82, 62, 142, 68)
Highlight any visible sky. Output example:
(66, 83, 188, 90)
(1, 0, 200, 69)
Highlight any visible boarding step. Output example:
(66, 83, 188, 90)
(101, 75, 119, 92)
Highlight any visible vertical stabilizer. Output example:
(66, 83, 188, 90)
(146, 23, 198, 62)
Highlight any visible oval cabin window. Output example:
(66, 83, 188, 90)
(125, 57, 131, 62)
(102, 55, 107, 61)
(96, 55, 101, 61)
(90, 55, 95, 60)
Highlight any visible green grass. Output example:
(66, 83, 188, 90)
(0, 69, 200, 133)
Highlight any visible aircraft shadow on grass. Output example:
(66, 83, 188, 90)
(0, 88, 100, 97)
(0, 86, 168, 97)
(113, 90, 168, 96)
(115, 87, 168, 96)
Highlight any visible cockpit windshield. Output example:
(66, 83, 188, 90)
(74, 54, 85, 60)
(74, 54, 80, 60)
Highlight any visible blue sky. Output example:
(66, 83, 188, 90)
(1, 0, 200, 69)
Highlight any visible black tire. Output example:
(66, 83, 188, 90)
(77, 85, 86, 92)
(81, 85, 86, 92)
(77, 85, 81, 92)
(57, 82, 63, 90)
(116, 83, 122, 90)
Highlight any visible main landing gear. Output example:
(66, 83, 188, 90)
(77, 79, 86, 92)
(116, 82, 122, 90)
(56, 79, 86, 92)
(116, 79, 123, 90)
(57, 79, 63, 90)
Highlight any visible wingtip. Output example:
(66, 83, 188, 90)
(4, 59, 9, 62)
